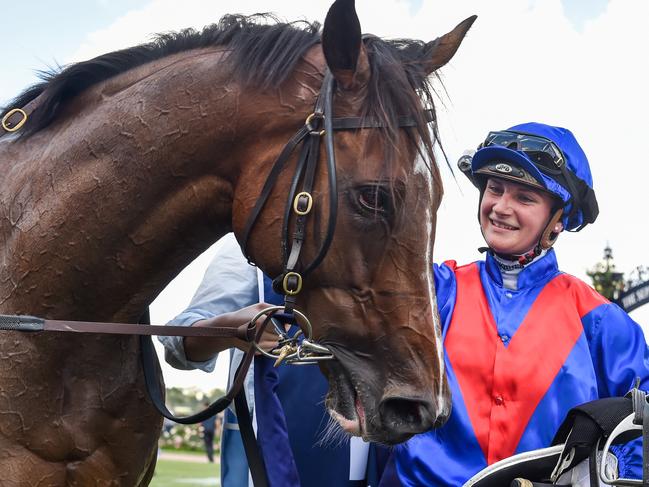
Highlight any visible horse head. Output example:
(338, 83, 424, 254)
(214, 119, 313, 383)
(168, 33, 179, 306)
(233, 0, 475, 444)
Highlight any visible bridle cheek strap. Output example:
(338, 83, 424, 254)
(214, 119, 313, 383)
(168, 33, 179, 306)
(240, 70, 337, 314)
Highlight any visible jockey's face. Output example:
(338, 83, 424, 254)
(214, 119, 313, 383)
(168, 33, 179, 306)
(480, 177, 556, 256)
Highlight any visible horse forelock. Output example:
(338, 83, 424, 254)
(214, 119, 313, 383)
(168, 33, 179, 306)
(359, 35, 443, 197)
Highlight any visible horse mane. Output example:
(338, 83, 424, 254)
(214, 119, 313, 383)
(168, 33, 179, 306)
(2, 13, 441, 173)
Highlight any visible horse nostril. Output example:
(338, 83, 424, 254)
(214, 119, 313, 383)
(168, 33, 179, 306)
(378, 396, 436, 436)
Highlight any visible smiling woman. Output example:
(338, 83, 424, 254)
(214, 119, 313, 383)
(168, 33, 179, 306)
(480, 177, 559, 256)
(385, 122, 649, 486)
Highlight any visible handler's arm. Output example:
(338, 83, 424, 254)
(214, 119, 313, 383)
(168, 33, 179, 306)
(159, 233, 259, 371)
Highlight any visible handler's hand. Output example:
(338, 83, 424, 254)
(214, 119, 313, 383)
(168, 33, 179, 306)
(207, 302, 288, 353)
(184, 302, 288, 362)
(248, 303, 290, 354)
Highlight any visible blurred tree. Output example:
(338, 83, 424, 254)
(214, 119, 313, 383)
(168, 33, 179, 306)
(586, 244, 625, 301)
(165, 386, 226, 413)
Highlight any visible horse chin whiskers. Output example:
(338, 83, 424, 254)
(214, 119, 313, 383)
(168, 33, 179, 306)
(317, 413, 350, 449)
(324, 367, 377, 440)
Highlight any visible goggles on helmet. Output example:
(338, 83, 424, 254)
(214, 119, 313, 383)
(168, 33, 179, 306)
(461, 128, 599, 232)
(480, 131, 566, 177)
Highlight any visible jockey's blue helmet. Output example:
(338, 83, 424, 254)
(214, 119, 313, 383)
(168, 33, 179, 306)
(459, 122, 599, 233)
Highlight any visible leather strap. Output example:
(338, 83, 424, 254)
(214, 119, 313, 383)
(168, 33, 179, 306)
(588, 445, 598, 487)
(643, 401, 649, 485)
(140, 312, 274, 426)
(0, 93, 45, 135)
(330, 108, 434, 130)
(235, 387, 269, 487)
(539, 209, 564, 250)
(0, 314, 255, 341)
(140, 334, 249, 423)
(240, 123, 312, 264)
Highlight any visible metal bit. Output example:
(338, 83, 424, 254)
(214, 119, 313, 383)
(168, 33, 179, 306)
(273, 344, 295, 367)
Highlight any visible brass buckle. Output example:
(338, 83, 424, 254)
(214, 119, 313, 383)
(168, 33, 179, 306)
(283, 272, 303, 295)
(293, 192, 313, 216)
(305, 113, 325, 136)
(1, 108, 28, 132)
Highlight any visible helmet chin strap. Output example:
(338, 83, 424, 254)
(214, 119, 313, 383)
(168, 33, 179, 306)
(539, 208, 564, 249)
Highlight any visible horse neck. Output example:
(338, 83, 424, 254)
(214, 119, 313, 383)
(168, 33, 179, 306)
(0, 48, 319, 321)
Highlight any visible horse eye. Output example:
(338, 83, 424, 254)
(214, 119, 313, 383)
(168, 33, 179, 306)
(358, 186, 390, 213)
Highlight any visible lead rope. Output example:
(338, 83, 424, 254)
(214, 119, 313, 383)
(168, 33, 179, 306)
(139, 312, 278, 487)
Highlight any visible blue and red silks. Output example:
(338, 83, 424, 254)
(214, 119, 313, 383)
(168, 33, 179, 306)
(390, 250, 649, 486)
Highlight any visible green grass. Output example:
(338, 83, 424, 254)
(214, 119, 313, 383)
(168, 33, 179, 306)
(150, 458, 220, 487)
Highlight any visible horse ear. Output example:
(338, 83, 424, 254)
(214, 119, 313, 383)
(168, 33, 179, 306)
(422, 15, 477, 75)
(322, 0, 370, 89)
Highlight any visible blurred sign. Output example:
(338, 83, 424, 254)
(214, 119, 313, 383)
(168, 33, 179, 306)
(617, 281, 649, 313)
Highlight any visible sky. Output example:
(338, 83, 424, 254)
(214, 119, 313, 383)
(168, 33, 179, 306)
(3, 0, 649, 392)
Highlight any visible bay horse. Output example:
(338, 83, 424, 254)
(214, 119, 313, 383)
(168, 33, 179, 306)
(0, 0, 474, 484)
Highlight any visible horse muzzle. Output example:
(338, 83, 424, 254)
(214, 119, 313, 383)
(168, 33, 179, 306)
(376, 392, 450, 444)
(322, 351, 450, 445)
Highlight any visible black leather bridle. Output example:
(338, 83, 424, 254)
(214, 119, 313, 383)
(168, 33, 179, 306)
(240, 68, 434, 315)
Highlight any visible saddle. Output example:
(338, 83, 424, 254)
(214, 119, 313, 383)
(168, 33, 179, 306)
(465, 386, 649, 487)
